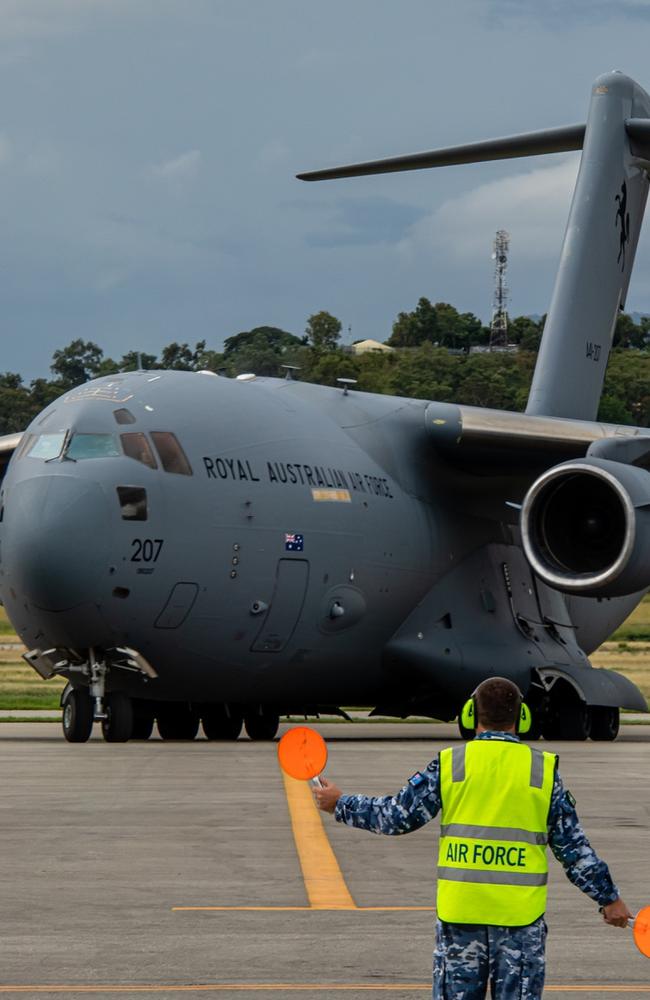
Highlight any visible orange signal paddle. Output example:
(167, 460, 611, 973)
(632, 907, 650, 958)
(277, 726, 328, 787)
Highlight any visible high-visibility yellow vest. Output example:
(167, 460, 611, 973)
(437, 739, 557, 926)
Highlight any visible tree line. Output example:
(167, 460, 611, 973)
(1, 299, 649, 434)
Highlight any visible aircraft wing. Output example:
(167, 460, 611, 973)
(425, 402, 650, 470)
(0, 433, 23, 478)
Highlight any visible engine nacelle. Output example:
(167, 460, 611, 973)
(521, 457, 650, 597)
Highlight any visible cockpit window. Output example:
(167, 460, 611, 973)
(114, 408, 136, 425)
(120, 433, 157, 469)
(15, 434, 36, 459)
(116, 486, 148, 521)
(150, 432, 193, 476)
(26, 433, 66, 460)
(65, 434, 121, 460)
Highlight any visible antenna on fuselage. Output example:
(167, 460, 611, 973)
(337, 377, 357, 396)
(281, 365, 301, 381)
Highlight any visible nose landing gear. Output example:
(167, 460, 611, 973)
(62, 685, 137, 743)
(60, 646, 157, 743)
(101, 692, 134, 743)
(131, 701, 155, 740)
(62, 688, 94, 743)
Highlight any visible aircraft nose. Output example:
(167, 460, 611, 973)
(2, 475, 111, 611)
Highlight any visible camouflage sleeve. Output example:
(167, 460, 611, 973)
(334, 758, 441, 835)
(548, 769, 619, 907)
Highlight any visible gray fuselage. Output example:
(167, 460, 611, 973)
(0, 370, 642, 715)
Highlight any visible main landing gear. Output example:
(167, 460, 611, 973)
(156, 704, 200, 741)
(201, 704, 243, 741)
(61, 686, 282, 744)
(539, 687, 620, 741)
(243, 708, 280, 741)
(456, 698, 620, 742)
(588, 706, 620, 741)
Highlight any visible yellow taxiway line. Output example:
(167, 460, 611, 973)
(169, 774, 645, 997)
(175, 772, 435, 913)
(280, 770, 356, 909)
(172, 906, 435, 912)
(174, 767, 435, 913)
(0, 984, 648, 994)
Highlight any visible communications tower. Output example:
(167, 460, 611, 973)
(489, 230, 510, 350)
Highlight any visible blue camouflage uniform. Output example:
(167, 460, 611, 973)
(335, 732, 619, 1000)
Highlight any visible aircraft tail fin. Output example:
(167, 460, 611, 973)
(527, 73, 650, 420)
(298, 72, 650, 422)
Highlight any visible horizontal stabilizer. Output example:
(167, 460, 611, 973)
(297, 123, 585, 181)
(626, 117, 650, 159)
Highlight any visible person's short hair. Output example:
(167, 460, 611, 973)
(474, 677, 522, 730)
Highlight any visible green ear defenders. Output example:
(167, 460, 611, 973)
(460, 686, 532, 734)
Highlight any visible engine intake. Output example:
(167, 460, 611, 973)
(521, 458, 650, 596)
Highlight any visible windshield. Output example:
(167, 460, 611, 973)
(65, 434, 121, 460)
(26, 434, 66, 460)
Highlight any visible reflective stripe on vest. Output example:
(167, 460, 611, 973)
(437, 741, 556, 926)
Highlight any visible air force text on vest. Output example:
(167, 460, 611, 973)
(445, 842, 527, 868)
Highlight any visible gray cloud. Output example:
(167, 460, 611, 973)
(150, 149, 202, 183)
(2, 0, 650, 380)
(487, 0, 650, 26)
(303, 197, 428, 249)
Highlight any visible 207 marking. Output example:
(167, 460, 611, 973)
(131, 538, 164, 563)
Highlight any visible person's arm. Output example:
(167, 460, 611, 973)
(313, 759, 441, 835)
(548, 770, 632, 927)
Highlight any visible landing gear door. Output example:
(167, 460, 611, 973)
(251, 559, 309, 653)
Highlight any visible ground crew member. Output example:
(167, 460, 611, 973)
(313, 676, 632, 1000)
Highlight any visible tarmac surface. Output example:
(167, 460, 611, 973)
(0, 721, 648, 999)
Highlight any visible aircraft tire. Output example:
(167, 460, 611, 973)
(202, 705, 243, 741)
(131, 702, 155, 740)
(522, 715, 543, 741)
(101, 692, 134, 743)
(156, 706, 200, 741)
(244, 710, 279, 741)
(590, 706, 620, 741)
(62, 689, 94, 743)
(558, 703, 592, 741)
(541, 709, 562, 741)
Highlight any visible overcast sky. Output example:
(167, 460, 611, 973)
(3, 0, 650, 379)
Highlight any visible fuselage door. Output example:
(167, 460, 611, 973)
(155, 582, 199, 629)
(251, 558, 309, 652)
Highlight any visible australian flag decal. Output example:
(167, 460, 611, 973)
(285, 532, 304, 552)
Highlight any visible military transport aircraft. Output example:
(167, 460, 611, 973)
(1, 70, 649, 744)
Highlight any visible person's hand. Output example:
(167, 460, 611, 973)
(312, 777, 341, 814)
(602, 897, 633, 928)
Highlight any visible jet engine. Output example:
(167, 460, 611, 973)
(521, 457, 650, 597)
